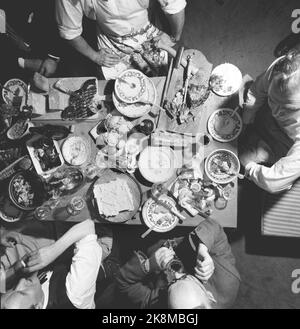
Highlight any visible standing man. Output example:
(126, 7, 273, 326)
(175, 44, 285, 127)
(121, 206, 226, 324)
(55, 0, 186, 78)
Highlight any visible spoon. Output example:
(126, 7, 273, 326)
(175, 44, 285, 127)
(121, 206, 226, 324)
(141, 217, 163, 239)
(230, 106, 240, 117)
(118, 78, 136, 89)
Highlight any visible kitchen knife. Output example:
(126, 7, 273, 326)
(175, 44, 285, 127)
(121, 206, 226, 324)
(164, 46, 185, 104)
(151, 195, 186, 221)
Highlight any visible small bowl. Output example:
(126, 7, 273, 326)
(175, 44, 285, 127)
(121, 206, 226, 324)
(9, 172, 46, 211)
(7, 121, 33, 140)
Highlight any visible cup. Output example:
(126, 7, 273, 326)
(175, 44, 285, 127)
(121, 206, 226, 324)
(66, 196, 85, 216)
(34, 205, 51, 221)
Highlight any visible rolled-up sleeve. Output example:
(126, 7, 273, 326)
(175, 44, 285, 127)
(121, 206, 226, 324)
(157, 0, 187, 15)
(55, 0, 84, 40)
(65, 234, 102, 309)
(245, 140, 300, 193)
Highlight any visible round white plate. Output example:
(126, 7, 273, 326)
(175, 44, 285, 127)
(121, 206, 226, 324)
(205, 149, 240, 184)
(142, 195, 178, 233)
(62, 136, 91, 166)
(138, 146, 177, 184)
(114, 69, 147, 103)
(2, 78, 27, 106)
(207, 108, 242, 142)
(209, 63, 242, 97)
(113, 77, 157, 118)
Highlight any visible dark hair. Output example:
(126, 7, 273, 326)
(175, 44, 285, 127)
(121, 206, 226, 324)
(272, 49, 300, 93)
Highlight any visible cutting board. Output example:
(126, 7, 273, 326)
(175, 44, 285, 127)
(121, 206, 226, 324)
(31, 77, 103, 122)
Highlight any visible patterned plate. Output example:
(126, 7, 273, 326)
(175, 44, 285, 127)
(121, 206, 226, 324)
(2, 78, 27, 106)
(142, 195, 178, 233)
(113, 77, 157, 118)
(207, 108, 242, 142)
(115, 69, 147, 103)
(205, 149, 240, 184)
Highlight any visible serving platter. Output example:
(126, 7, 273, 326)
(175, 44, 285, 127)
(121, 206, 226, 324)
(26, 135, 65, 177)
(207, 108, 242, 142)
(91, 169, 142, 223)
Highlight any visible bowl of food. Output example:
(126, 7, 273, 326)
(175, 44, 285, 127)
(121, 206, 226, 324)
(138, 146, 177, 184)
(142, 195, 179, 233)
(114, 69, 147, 104)
(62, 136, 91, 166)
(27, 135, 64, 177)
(7, 120, 33, 140)
(8, 172, 46, 211)
(209, 63, 242, 97)
(207, 108, 242, 142)
(205, 149, 240, 184)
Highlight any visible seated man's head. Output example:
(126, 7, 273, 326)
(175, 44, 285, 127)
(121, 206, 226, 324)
(1, 274, 44, 309)
(272, 49, 300, 98)
(168, 274, 213, 309)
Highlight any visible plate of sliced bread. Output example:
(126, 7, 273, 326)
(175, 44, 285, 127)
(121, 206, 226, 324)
(92, 169, 142, 223)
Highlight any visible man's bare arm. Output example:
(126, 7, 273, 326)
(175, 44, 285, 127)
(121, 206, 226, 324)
(67, 36, 120, 67)
(165, 9, 185, 41)
(24, 219, 96, 273)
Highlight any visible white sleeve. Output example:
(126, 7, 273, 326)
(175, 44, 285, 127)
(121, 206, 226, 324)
(55, 0, 84, 40)
(0, 266, 6, 293)
(245, 140, 300, 193)
(157, 0, 187, 15)
(65, 234, 102, 309)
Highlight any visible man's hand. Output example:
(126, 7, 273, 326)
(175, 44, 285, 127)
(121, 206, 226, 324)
(22, 244, 56, 273)
(39, 58, 58, 77)
(154, 247, 176, 270)
(0, 230, 21, 247)
(94, 48, 121, 67)
(153, 32, 176, 49)
(194, 243, 215, 282)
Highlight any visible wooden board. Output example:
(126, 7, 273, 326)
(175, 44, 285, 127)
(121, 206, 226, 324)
(30, 77, 102, 122)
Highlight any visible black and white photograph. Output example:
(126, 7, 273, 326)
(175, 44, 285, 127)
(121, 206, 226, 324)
(0, 0, 300, 314)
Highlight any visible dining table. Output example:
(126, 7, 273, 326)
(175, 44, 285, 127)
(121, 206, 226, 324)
(25, 50, 240, 229)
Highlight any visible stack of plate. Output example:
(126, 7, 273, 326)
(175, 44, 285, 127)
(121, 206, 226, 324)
(113, 69, 157, 118)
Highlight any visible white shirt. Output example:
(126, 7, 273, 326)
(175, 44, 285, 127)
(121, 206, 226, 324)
(243, 57, 300, 193)
(65, 234, 102, 309)
(41, 271, 53, 309)
(56, 0, 187, 40)
(40, 234, 102, 309)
